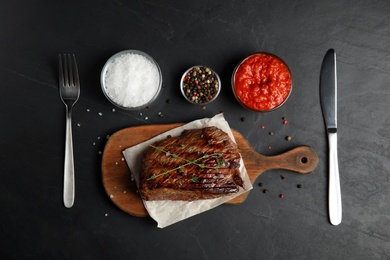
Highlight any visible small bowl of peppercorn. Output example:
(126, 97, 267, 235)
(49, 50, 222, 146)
(180, 65, 221, 105)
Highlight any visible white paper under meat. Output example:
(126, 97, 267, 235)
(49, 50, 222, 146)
(122, 113, 253, 228)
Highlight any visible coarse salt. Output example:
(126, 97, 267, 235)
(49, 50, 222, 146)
(104, 53, 160, 108)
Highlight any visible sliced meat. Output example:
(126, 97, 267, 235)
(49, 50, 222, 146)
(139, 126, 244, 201)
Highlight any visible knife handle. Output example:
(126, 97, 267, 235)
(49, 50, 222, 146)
(328, 131, 342, 225)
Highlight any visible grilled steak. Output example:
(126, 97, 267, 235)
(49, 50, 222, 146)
(140, 126, 244, 201)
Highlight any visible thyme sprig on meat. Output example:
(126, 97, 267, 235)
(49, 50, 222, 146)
(147, 144, 224, 181)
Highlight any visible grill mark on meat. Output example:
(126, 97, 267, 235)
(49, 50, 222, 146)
(140, 127, 244, 201)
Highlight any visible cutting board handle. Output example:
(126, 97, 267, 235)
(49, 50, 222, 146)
(227, 143, 318, 204)
(259, 146, 318, 175)
(233, 131, 318, 184)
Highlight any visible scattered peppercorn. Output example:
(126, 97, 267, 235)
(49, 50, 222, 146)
(240, 117, 246, 122)
(282, 117, 287, 120)
(261, 125, 265, 129)
(297, 184, 302, 189)
(286, 136, 292, 141)
(258, 182, 264, 187)
(268, 146, 272, 150)
(182, 66, 219, 104)
(269, 131, 274, 136)
(280, 175, 285, 180)
(279, 194, 284, 199)
(157, 112, 164, 117)
(263, 189, 269, 194)
(201, 105, 206, 110)
(166, 99, 171, 104)
(283, 120, 288, 125)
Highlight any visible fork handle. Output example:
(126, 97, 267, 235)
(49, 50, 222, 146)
(63, 106, 75, 208)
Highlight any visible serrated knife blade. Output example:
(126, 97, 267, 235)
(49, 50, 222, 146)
(320, 49, 342, 225)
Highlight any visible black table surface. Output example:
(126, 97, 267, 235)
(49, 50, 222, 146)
(1, 1, 389, 259)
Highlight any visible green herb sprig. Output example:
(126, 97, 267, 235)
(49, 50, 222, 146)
(147, 144, 224, 181)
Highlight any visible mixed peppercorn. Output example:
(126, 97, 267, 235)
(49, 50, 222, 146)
(182, 66, 219, 104)
(253, 117, 302, 198)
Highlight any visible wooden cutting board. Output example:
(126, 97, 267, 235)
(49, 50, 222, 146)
(101, 123, 319, 217)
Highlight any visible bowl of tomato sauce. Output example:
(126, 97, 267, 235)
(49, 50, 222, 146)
(232, 52, 293, 112)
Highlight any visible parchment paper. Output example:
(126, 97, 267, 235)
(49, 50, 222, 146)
(122, 113, 252, 228)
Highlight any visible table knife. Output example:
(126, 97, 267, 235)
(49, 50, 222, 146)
(320, 49, 342, 225)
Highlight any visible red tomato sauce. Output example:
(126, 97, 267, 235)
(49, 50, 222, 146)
(233, 53, 292, 111)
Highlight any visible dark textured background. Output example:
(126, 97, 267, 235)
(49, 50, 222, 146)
(1, 0, 389, 259)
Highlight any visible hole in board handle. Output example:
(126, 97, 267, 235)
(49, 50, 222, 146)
(301, 157, 308, 164)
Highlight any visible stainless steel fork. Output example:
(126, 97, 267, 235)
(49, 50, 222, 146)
(59, 54, 80, 208)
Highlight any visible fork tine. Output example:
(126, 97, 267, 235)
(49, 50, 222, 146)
(70, 54, 80, 87)
(64, 54, 70, 87)
(67, 54, 74, 86)
(59, 54, 69, 87)
(59, 54, 80, 88)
